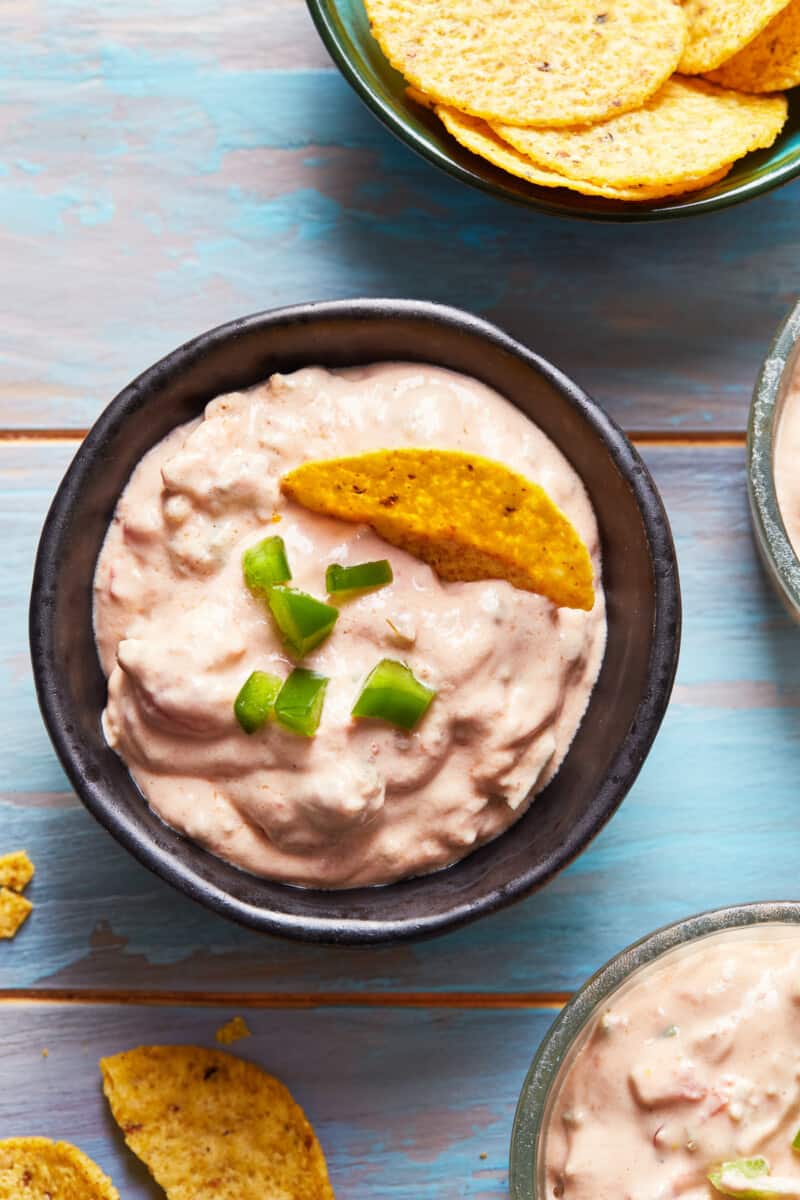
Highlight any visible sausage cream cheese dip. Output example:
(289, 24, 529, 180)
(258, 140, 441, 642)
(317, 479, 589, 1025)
(93, 363, 606, 888)
(775, 377, 800, 557)
(544, 926, 800, 1200)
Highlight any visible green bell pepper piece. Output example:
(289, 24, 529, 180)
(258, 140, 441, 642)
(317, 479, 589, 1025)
(234, 670, 283, 734)
(274, 668, 329, 737)
(326, 559, 393, 596)
(352, 659, 435, 731)
(242, 535, 291, 597)
(267, 586, 339, 658)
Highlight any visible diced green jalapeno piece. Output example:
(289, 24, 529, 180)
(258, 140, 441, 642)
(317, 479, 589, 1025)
(234, 670, 282, 734)
(242, 535, 291, 596)
(708, 1159, 788, 1199)
(274, 668, 328, 737)
(352, 658, 435, 730)
(326, 559, 393, 596)
(792, 1130, 800, 1153)
(267, 586, 339, 658)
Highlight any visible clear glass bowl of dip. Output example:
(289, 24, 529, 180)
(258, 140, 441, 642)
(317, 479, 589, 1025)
(748, 298, 800, 620)
(508, 901, 800, 1200)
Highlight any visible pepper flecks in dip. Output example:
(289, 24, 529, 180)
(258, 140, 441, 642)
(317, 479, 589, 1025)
(92, 363, 606, 888)
(544, 927, 800, 1200)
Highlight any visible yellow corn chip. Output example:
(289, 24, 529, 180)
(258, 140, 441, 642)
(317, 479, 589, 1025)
(365, 0, 686, 127)
(706, 0, 800, 90)
(215, 1016, 251, 1045)
(0, 850, 34, 893)
(0, 888, 32, 939)
(680, 0, 792, 74)
(437, 106, 732, 202)
(101, 1045, 334, 1200)
(491, 79, 787, 190)
(0, 1137, 120, 1200)
(281, 449, 595, 611)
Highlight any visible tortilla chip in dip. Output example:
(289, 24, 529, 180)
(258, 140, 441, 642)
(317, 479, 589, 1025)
(365, 0, 686, 127)
(491, 79, 787, 190)
(0, 1137, 120, 1200)
(281, 448, 596, 611)
(101, 1045, 334, 1200)
(680, 0, 792, 74)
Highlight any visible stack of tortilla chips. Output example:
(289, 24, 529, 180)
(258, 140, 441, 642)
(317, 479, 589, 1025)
(365, 0, 798, 202)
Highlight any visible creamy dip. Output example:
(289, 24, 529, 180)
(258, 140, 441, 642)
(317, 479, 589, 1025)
(544, 926, 800, 1200)
(93, 363, 606, 888)
(775, 377, 800, 557)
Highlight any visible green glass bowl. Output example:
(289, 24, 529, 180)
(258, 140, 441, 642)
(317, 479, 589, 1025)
(306, 0, 800, 221)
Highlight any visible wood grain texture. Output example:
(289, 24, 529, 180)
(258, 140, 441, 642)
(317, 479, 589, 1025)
(0, 1, 798, 432)
(0, 999, 548, 1196)
(5, 441, 800, 994)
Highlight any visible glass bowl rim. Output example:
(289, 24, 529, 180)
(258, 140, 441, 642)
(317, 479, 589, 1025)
(508, 900, 800, 1199)
(747, 297, 800, 616)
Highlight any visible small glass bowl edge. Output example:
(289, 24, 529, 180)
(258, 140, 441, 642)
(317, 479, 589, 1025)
(747, 298, 800, 621)
(508, 901, 800, 1200)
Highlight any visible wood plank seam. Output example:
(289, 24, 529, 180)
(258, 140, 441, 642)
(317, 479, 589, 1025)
(0, 988, 568, 1010)
(0, 430, 748, 447)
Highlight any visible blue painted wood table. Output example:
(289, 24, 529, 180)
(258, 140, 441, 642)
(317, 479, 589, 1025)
(3, 2, 800, 1195)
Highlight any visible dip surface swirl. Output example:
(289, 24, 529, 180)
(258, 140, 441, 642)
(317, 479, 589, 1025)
(93, 363, 606, 887)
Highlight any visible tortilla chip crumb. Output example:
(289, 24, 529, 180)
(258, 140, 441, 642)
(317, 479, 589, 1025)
(0, 889, 32, 939)
(42, 1048, 49, 1059)
(0, 850, 34, 893)
(215, 1016, 252, 1046)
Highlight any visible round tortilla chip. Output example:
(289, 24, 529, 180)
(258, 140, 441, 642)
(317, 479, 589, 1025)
(365, 0, 686, 127)
(101, 1045, 334, 1200)
(491, 78, 787, 190)
(706, 0, 800, 91)
(438, 105, 733, 201)
(680, 0, 792, 74)
(0, 1137, 120, 1200)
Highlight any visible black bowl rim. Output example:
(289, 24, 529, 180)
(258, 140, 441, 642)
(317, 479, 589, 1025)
(29, 298, 681, 943)
(508, 900, 800, 1198)
(305, 0, 800, 223)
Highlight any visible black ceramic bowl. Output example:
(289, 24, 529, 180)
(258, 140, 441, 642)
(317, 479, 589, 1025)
(30, 299, 681, 943)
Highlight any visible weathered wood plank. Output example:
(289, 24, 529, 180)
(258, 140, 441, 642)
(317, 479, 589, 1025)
(0, 4, 797, 431)
(4, 441, 800, 994)
(0, 1000, 549, 1197)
